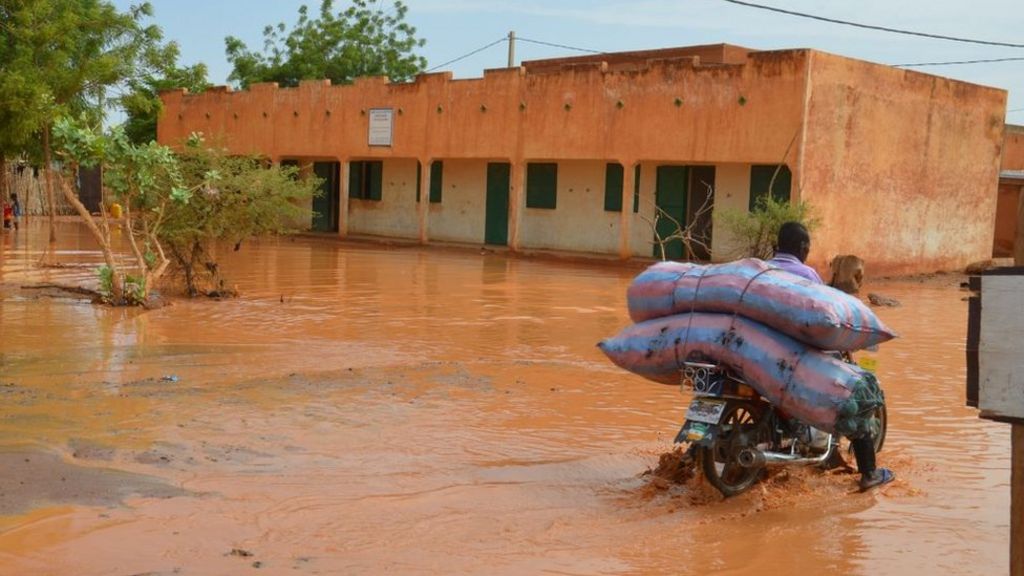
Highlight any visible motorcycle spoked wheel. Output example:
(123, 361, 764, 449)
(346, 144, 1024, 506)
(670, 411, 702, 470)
(698, 401, 768, 497)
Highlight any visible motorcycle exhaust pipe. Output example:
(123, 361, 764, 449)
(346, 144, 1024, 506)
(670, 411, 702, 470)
(737, 444, 834, 468)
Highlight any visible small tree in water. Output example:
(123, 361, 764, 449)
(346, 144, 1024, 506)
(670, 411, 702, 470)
(717, 195, 819, 260)
(162, 134, 318, 297)
(53, 116, 193, 305)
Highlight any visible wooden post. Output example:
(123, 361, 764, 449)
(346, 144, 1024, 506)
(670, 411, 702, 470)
(1014, 185, 1024, 576)
(1013, 425, 1023, 576)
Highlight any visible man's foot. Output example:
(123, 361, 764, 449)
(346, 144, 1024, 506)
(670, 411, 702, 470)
(858, 467, 895, 492)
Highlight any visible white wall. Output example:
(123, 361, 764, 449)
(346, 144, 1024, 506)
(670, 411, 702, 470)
(427, 160, 488, 244)
(348, 158, 420, 239)
(709, 163, 751, 261)
(628, 161, 657, 257)
(518, 160, 620, 254)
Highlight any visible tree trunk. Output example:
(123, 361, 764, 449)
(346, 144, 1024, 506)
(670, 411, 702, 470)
(58, 172, 123, 303)
(41, 125, 57, 265)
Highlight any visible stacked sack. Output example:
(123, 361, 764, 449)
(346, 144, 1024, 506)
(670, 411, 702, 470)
(597, 258, 896, 438)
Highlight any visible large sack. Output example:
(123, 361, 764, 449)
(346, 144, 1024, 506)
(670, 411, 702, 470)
(626, 258, 895, 351)
(597, 312, 883, 437)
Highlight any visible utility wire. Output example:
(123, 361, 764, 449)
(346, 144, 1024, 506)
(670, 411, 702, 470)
(719, 0, 1024, 49)
(427, 37, 508, 72)
(895, 57, 1024, 67)
(517, 36, 603, 54)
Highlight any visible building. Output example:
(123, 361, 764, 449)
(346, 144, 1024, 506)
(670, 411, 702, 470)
(994, 124, 1024, 258)
(158, 43, 1007, 275)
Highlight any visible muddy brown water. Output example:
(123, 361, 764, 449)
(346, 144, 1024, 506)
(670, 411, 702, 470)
(0, 221, 1011, 575)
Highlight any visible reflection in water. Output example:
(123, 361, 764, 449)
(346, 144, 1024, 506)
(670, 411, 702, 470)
(0, 221, 1010, 575)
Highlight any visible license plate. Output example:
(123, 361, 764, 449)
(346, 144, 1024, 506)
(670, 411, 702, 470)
(685, 398, 726, 424)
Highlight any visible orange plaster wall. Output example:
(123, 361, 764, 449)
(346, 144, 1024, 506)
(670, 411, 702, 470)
(800, 51, 1007, 276)
(1001, 125, 1024, 170)
(158, 51, 809, 168)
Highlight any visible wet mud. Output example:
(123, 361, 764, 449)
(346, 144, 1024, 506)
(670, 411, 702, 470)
(0, 220, 1012, 575)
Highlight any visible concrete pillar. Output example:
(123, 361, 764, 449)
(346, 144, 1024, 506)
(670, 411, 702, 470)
(338, 159, 350, 237)
(417, 158, 431, 244)
(509, 160, 525, 251)
(619, 161, 638, 259)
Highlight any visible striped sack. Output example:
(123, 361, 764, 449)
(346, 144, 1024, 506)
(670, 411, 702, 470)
(626, 258, 895, 351)
(598, 312, 883, 437)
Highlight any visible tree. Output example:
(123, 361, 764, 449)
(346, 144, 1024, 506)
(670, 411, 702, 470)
(121, 42, 210, 145)
(53, 116, 193, 305)
(225, 0, 426, 89)
(0, 0, 166, 262)
(162, 135, 318, 297)
(716, 195, 819, 260)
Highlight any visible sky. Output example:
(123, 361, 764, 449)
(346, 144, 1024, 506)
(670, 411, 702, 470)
(112, 0, 1024, 121)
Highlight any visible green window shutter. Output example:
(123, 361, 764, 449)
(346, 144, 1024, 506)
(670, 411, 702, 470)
(349, 161, 364, 198)
(604, 163, 623, 212)
(416, 161, 422, 203)
(367, 161, 383, 201)
(526, 162, 557, 209)
(749, 164, 792, 210)
(633, 165, 641, 213)
(429, 160, 443, 203)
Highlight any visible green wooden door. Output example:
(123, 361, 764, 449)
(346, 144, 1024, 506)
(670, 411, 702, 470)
(312, 161, 339, 232)
(485, 163, 510, 246)
(655, 165, 689, 260)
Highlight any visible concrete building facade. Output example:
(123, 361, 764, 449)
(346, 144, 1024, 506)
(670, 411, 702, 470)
(994, 124, 1024, 257)
(158, 44, 1007, 275)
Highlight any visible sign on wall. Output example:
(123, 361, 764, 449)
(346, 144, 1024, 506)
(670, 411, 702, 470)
(967, 269, 1024, 423)
(368, 108, 394, 147)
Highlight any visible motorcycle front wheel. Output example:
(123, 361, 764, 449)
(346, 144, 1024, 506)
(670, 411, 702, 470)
(698, 401, 766, 497)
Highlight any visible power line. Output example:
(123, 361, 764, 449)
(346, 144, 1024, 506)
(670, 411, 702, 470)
(895, 57, 1024, 67)
(719, 0, 1024, 49)
(517, 36, 603, 54)
(427, 37, 508, 72)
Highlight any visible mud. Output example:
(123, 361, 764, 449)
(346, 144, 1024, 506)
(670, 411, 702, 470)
(0, 220, 1012, 575)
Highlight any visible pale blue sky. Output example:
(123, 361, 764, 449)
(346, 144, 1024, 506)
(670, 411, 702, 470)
(113, 0, 1024, 120)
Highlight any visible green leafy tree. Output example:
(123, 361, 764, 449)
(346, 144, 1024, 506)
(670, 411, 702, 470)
(717, 194, 819, 260)
(121, 43, 210, 144)
(53, 116, 194, 305)
(162, 134, 318, 297)
(0, 0, 166, 261)
(225, 0, 426, 89)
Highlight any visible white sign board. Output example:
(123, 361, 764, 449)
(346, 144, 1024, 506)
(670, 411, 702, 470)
(979, 274, 1024, 421)
(368, 108, 393, 147)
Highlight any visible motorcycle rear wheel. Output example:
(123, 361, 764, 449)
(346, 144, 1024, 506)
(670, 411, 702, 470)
(699, 401, 766, 497)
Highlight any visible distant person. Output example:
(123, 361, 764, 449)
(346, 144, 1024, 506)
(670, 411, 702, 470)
(10, 193, 20, 231)
(767, 221, 894, 491)
(2, 199, 11, 230)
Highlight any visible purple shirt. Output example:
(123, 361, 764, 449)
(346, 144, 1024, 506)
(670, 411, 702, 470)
(767, 253, 823, 284)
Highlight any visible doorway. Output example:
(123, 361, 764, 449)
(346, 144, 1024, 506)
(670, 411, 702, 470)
(311, 161, 340, 232)
(485, 163, 510, 246)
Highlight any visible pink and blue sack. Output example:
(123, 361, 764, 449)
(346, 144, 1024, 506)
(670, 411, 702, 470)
(597, 312, 882, 437)
(625, 258, 895, 351)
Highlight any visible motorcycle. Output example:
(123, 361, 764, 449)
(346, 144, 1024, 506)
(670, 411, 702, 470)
(675, 360, 887, 497)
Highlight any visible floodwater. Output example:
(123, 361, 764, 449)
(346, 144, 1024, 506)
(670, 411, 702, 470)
(0, 220, 1011, 575)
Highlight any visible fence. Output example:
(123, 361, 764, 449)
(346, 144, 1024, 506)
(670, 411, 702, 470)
(2, 163, 78, 216)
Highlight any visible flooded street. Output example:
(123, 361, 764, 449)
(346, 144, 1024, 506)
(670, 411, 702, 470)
(0, 220, 1011, 575)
